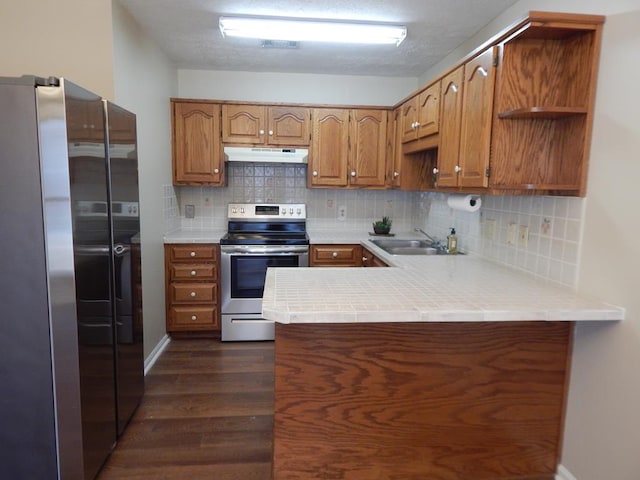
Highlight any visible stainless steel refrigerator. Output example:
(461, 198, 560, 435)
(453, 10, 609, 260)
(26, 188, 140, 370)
(0, 76, 144, 479)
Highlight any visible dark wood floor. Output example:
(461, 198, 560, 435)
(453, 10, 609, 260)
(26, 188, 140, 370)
(97, 339, 274, 480)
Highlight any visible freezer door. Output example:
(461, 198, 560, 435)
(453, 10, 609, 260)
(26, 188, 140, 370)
(105, 101, 144, 435)
(65, 80, 118, 480)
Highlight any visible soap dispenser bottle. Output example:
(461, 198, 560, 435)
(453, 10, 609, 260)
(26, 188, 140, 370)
(447, 228, 458, 254)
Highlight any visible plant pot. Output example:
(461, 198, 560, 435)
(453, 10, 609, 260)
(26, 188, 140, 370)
(373, 226, 391, 235)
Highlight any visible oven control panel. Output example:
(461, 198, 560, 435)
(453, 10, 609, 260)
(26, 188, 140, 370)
(227, 203, 306, 220)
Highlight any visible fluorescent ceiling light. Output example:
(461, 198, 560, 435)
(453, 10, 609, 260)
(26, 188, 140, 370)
(219, 16, 407, 46)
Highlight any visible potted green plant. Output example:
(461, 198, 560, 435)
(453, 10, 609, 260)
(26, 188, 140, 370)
(372, 216, 392, 235)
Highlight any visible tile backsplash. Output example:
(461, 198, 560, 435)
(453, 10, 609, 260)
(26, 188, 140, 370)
(421, 193, 585, 287)
(164, 163, 585, 287)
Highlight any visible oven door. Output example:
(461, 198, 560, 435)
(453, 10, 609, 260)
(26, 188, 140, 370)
(220, 245, 308, 315)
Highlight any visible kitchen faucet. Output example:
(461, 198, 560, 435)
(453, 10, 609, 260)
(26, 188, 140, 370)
(414, 228, 441, 247)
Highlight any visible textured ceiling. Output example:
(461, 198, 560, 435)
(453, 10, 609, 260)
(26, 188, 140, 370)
(119, 0, 519, 77)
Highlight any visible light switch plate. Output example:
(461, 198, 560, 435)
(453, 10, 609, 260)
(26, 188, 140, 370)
(485, 219, 496, 240)
(519, 225, 529, 248)
(185, 204, 195, 218)
(507, 223, 517, 245)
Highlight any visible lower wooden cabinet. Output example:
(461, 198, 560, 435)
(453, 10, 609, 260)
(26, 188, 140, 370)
(310, 244, 363, 267)
(362, 246, 388, 267)
(165, 243, 220, 334)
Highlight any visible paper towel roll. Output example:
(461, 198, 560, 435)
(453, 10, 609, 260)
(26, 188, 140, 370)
(447, 194, 481, 212)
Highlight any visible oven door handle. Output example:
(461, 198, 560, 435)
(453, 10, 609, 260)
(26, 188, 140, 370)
(220, 245, 309, 255)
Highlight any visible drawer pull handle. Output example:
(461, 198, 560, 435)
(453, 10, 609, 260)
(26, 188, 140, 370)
(191, 270, 197, 276)
(190, 292, 197, 297)
(190, 251, 196, 257)
(191, 315, 197, 321)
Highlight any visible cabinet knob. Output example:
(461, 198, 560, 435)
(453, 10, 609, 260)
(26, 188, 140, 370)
(362, 256, 368, 262)
(190, 292, 196, 297)
(433, 168, 439, 174)
(351, 171, 356, 177)
(259, 129, 265, 135)
(268, 130, 273, 136)
(191, 270, 197, 276)
(312, 171, 318, 177)
(393, 171, 400, 178)
(213, 168, 219, 174)
(332, 252, 338, 258)
(190, 251, 196, 257)
(191, 315, 197, 321)
(454, 165, 462, 173)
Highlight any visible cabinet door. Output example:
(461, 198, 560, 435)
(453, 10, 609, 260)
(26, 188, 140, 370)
(416, 82, 440, 138)
(222, 104, 265, 144)
(400, 97, 418, 143)
(436, 66, 464, 187)
(172, 102, 223, 185)
(309, 108, 349, 187)
(459, 47, 496, 188)
(268, 106, 310, 146)
(386, 108, 401, 188)
(349, 109, 387, 187)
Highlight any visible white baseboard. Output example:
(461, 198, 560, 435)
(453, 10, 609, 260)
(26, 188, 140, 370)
(144, 334, 171, 376)
(556, 464, 577, 480)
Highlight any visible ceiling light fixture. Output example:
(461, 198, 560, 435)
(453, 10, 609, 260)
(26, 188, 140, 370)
(219, 16, 407, 47)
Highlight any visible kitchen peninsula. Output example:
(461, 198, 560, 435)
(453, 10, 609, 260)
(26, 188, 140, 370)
(263, 243, 623, 480)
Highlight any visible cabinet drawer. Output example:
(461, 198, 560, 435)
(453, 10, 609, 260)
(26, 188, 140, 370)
(170, 306, 218, 328)
(170, 283, 217, 303)
(311, 245, 362, 266)
(169, 244, 216, 262)
(171, 264, 216, 281)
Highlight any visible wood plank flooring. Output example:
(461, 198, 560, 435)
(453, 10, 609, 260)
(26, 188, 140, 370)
(97, 339, 274, 480)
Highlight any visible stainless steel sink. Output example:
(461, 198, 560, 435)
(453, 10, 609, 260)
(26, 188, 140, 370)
(369, 238, 459, 256)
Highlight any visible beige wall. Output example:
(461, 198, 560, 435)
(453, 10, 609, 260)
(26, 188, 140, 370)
(111, 2, 177, 358)
(421, 2, 640, 479)
(0, 0, 115, 98)
(178, 69, 417, 105)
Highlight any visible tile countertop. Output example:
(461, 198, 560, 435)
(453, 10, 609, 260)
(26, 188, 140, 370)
(163, 229, 227, 244)
(263, 235, 625, 324)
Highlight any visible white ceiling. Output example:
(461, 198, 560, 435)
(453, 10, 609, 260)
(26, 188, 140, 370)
(119, 0, 519, 77)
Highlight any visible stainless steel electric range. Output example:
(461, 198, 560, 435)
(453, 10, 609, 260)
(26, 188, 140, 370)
(219, 203, 309, 341)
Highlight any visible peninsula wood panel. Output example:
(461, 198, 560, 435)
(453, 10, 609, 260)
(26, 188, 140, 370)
(274, 321, 572, 480)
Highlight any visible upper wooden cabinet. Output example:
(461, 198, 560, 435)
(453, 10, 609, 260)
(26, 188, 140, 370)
(435, 48, 496, 188)
(172, 100, 223, 186)
(428, 11, 604, 195)
(222, 104, 310, 146)
(488, 12, 603, 195)
(435, 66, 464, 188)
(348, 109, 387, 187)
(309, 108, 388, 188)
(388, 107, 435, 191)
(309, 108, 350, 187)
(401, 82, 440, 143)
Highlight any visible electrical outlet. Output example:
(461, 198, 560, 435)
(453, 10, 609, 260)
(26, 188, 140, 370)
(507, 223, 517, 245)
(185, 204, 195, 219)
(337, 205, 347, 221)
(518, 225, 529, 248)
(485, 219, 496, 240)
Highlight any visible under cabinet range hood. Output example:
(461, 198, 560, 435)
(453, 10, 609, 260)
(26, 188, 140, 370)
(223, 146, 308, 164)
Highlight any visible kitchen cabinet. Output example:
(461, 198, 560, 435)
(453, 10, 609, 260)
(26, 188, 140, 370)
(222, 104, 310, 146)
(309, 108, 388, 188)
(435, 66, 464, 187)
(429, 11, 603, 195)
(488, 13, 603, 195)
(165, 244, 220, 335)
(400, 82, 440, 143)
(171, 100, 223, 186)
(435, 48, 496, 188)
(310, 244, 363, 267)
(387, 107, 435, 191)
(361, 246, 388, 267)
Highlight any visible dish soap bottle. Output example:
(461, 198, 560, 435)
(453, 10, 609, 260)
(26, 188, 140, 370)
(447, 228, 458, 254)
